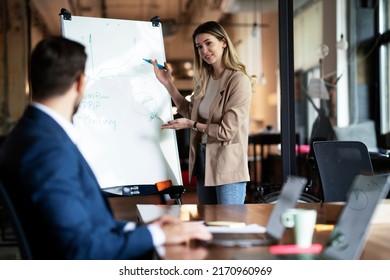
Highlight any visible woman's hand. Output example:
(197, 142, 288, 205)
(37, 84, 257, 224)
(162, 118, 192, 130)
(150, 59, 172, 88)
(150, 59, 186, 108)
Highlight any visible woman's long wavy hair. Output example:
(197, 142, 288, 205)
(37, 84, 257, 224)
(191, 21, 253, 99)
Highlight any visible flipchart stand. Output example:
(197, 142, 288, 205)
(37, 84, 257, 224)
(59, 9, 185, 205)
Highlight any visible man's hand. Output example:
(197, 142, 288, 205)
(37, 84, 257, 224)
(152, 216, 212, 245)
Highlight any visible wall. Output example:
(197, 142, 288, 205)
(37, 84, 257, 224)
(0, 1, 281, 138)
(258, 12, 279, 132)
(233, 11, 280, 134)
(0, 0, 29, 134)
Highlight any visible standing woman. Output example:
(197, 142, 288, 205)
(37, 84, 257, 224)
(151, 21, 253, 204)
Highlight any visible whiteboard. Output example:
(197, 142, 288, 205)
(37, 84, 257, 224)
(61, 15, 182, 189)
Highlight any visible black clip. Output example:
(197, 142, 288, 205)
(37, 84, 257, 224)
(122, 186, 140, 196)
(59, 8, 72, 21)
(150, 16, 160, 27)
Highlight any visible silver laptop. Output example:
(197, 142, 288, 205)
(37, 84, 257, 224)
(320, 173, 390, 259)
(205, 176, 307, 247)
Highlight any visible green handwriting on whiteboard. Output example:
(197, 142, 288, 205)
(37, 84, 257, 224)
(74, 114, 117, 131)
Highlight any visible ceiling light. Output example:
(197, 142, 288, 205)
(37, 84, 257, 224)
(336, 34, 348, 50)
(183, 62, 192, 70)
(316, 44, 329, 59)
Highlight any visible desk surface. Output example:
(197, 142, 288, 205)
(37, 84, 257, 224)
(136, 202, 390, 260)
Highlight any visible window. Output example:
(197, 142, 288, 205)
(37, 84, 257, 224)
(379, 0, 390, 134)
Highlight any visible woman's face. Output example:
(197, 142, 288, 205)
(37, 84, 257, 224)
(195, 33, 226, 67)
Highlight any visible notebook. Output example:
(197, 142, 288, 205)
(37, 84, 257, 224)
(238, 173, 390, 259)
(204, 176, 307, 247)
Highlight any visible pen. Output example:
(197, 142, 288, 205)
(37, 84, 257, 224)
(205, 221, 246, 228)
(143, 58, 166, 70)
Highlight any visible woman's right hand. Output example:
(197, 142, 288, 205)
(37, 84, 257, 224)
(150, 59, 172, 88)
(150, 59, 185, 108)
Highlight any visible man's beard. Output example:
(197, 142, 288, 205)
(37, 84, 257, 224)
(72, 104, 79, 117)
(72, 94, 83, 119)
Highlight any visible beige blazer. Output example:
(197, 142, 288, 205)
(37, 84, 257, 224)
(177, 69, 252, 186)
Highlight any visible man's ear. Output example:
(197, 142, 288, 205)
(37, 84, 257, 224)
(75, 73, 86, 94)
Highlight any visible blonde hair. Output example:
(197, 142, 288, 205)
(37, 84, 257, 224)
(191, 21, 253, 99)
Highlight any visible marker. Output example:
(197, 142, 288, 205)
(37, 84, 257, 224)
(143, 58, 166, 70)
(205, 221, 246, 228)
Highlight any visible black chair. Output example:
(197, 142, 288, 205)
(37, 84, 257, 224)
(0, 179, 33, 259)
(257, 191, 320, 203)
(312, 140, 374, 202)
(248, 132, 301, 201)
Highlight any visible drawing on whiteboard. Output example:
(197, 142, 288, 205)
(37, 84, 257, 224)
(62, 16, 182, 188)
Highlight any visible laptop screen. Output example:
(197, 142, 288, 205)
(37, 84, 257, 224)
(265, 176, 307, 240)
(207, 176, 307, 247)
(323, 173, 390, 259)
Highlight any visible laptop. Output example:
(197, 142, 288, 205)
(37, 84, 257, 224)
(238, 173, 390, 259)
(204, 176, 307, 247)
(319, 173, 390, 259)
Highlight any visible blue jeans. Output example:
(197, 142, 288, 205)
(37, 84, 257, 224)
(216, 182, 246, 204)
(195, 143, 246, 204)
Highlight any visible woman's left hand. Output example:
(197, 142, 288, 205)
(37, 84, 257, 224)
(162, 118, 192, 130)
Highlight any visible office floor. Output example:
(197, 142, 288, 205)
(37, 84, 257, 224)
(0, 225, 20, 259)
(0, 246, 19, 259)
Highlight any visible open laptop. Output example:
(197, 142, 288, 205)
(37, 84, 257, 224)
(319, 173, 390, 259)
(204, 175, 307, 247)
(238, 173, 390, 259)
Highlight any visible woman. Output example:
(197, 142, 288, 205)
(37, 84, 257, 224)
(151, 21, 253, 204)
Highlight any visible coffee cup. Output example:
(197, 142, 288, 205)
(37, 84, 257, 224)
(281, 208, 317, 248)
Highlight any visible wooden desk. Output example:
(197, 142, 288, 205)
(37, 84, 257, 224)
(136, 202, 390, 260)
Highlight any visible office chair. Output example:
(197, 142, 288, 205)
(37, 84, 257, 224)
(0, 179, 33, 259)
(312, 140, 374, 202)
(249, 132, 301, 203)
(258, 191, 320, 203)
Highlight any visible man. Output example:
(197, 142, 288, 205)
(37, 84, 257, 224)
(0, 36, 211, 259)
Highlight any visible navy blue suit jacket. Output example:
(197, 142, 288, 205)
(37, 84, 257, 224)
(0, 106, 154, 259)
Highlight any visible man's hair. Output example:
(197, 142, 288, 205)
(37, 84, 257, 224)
(29, 36, 87, 100)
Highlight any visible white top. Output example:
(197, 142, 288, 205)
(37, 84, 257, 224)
(199, 76, 221, 120)
(198, 74, 224, 143)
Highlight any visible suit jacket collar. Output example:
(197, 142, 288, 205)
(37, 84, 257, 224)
(30, 103, 79, 144)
